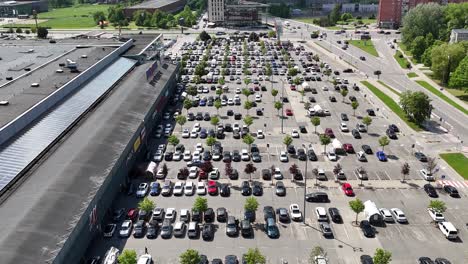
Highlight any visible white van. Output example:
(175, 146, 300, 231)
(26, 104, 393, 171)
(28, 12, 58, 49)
(307, 108, 315, 117)
(438, 221, 458, 239)
(103, 247, 120, 264)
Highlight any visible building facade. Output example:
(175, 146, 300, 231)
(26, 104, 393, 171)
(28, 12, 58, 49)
(208, 0, 225, 22)
(207, 0, 268, 26)
(123, 0, 186, 18)
(0, 0, 48, 17)
(378, 0, 465, 29)
(450, 29, 468, 43)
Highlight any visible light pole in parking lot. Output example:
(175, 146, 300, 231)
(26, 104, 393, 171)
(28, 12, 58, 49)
(280, 79, 285, 134)
(302, 143, 308, 225)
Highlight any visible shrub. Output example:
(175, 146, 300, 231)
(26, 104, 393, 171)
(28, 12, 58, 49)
(16, 28, 23, 33)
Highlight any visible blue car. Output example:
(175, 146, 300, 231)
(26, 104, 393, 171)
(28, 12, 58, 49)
(149, 182, 160, 196)
(376, 151, 387, 161)
(199, 99, 206, 106)
(200, 129, 207, 139)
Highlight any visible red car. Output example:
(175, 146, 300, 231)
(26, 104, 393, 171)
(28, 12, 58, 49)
(343, 143, 354, 153)
(208, 180, 218, 195)
(127, 208, 139, 222)
(199, 170, 207, 180)
(254, 85, 260, 91)
(285, 109, 293, 116)
(324, 128, 335, 138)
(342, 183, 354, 196)
(290, 85, 296, 91)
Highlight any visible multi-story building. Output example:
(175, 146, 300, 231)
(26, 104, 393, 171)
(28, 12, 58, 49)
(450, 29, 468, 43)
(207, 0, 268, 26)
(208, 0, 225, 23)
(378, 0, 465, 29)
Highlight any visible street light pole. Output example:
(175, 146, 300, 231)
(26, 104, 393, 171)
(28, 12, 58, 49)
(302, 143, 308, 224)
(281, 79, 284, 134)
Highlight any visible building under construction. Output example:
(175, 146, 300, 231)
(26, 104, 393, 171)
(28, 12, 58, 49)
(208, 0, 268, 27)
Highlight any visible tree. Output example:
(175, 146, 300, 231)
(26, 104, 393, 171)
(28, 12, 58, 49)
(210, 116, 220, 131)
(214, 99, 222, 115)
(37, 27, 48, 39)
(271, 89, 278, 101)
(428, 200, 446, 213)
(244, 100, 253, 115)
(311, 168, 319, 186)
(243, 248, 266, 264)
(401, 3, 446, 47)
(218, 77, 225, 85)
(267, 30, 276, 38)
(225, 162, 233, 178)
(184, 99, 192, 114)
(216, 89, 223, 96)
(245, 163, 257, 182)
(319, 134, 331, 153)
(311, 117, 320, 134)
(180, 249, 201, 264)
(199, 31, 211, 41)
(244, 77, 251, 87)
(274, 101, 283, 116)
(243, 133, 255, 149)
(15, 28, 22, 34)
(288, 68, 298, 76)
(161, 163, 168, 176)
(206, 136, 216, 150)
(431, 42, 466, 84)
(426, 156, 438, 175)
(410, 36, 427, 61)
(309, 246, 325, 263)
(330, 4, 342, 25)
(93, 11, 106, 26)
(351, 100, 359, 116)
(341, 13, 353, 22)
(108, 6, 128, 36)
(401, 162, 410, 182)
(179, 167, 189, 179)
(378, 136, 390, 151)
(242, 88, 251, 100)
(168, 135, 179, 150)
(349, 199, 365, 224)
(118, 249, 137, 264)
(193, 197, 208, 212)
(340, 88, 348, 103)
(283, 135, 293, 149)
(362, 116, 372, 130)
(449, 56, 468, 89)
(373, 248, 392, 264)
(373, 70, 381, 80)
(243, 115, 253, 128)
(138, 197, 155, 212)
(176, 115, 187, 132)
(333, 163, 342, 176)
(244, 197, 259, 212)
(266, 64, 273, 77)
(399, 91, 432, 125)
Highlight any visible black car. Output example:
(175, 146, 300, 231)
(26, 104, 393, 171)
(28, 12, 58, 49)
(256, 108, 263, 116)
(217, 207, 227, 222)
(341, 113, 348, 121)
(287, 145, 296, 155)
(223, 151, 232, 162)
(262, 169, 271, 180)
(196, 112, 203, 120)
(308, 96, 316, 103)
(360, 220, 375, 237)
(277, 207, 290, 223)
(202, 151, 211, 161)
(307, 149, 318, 161)
(311, 88, 317, 94)
(252, 152, 262, 162)
(343, 68, 353, 73)
(359, 56, 366, 61)
(263, 206, 276, 221)
(202, 223, 215, 241)
(328, 208, 342, 223)
(349, 95, 357, 102)
(362, 145, 373, 154)
(192, 210, 202, 222)
(225, 255, 238, 264)
(252, 182, 263, 196)
(297, 148, 307, 161)
(229, 169, 239, 180)
(164, 152, 173, 161)
(424, 184, 438, 197)
(203, 112, 211, 121)
(434, 258, 452, 264)
(208, 129, 215, 138)
(281, 97, 289, 103)
(299, 126, 307, 133)
(133, 220, 146, 238)
(234, 113, 242, 120)
(240, 219, 253, 237)
(220, 184, 231, 197)
(389, 124, 399, 132)
(212, 259, 223, 264)
(386, 129, 397, 139)
(418, 257, 435, 264)
(443, 185, 459, 197)
(146, 223, 158, 239)
(366, 109, 375, 116)
(187, 112, 195, 121)
(275, 181, 286, 196)
(415, 152, 428, 162)
(360, 255, 374, 264)
(204, 208, 215, 222)
(232, 150, 241, 162)
(306, 192, 328, 202)
(329, 96, 337, 102)
(241, 181, 251, 196)
(352, 129, 361, 139)
(227, 109, 234, 116)
(199, 255, 209, 264)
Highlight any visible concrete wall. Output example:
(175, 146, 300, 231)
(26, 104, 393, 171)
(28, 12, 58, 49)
(0, 40, 134, 147)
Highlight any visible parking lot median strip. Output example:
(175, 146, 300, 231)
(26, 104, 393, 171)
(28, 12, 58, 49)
(361, 81, 422, 131)
(377, 81, 400, 96)
(348, 40, 378, 57)
(440, 153, 468, 180)
(314, 42, 332, 53)
(415, 80, 468, 116)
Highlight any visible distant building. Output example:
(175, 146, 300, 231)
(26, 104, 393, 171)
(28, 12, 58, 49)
(0, 0, 48, 17)
(208, 0, 225, 23)
(322, 3, 378, 14)
(124, 0, 186, 18)
(450, 29, 468, 43)
(207, 0, 268, 27)
(378, 0, 464, 29)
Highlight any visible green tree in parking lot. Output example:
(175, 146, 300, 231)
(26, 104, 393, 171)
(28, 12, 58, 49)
(118, 249, 137, 264)
(244, 248, 266, 264)
(244, 197, 259, 212)
(180, 249, 201, 264)
(311, 117, 320, 134)
(351, 100, 359, 116)
(349, 198, 365, 224)
(244, 100, 253, 115)
(274, 101, 283, 117)
(378, 136, 390, 151)
(245, 163, 257, 182)
(187, 86, 197, 97)
(242, 88, 252, 100)
(428, 200, 446, 213)
(309, 246, 325, 263)
(218, 77, 225, 85)
(211, 116, 220, 131)
(288, 68, 298, 77)
(373, 248, 392, 264)
(138, 197, 155, 213)
(214, 99, 222, 115)
(243, 133, 255, 150)
(293, 77, 301, 86)
(206, 136, 216, 151)
(183, 99, 193, 114)
(362, 116, 372, 131)
(243, 115, 253, 128)
(319, 134, 331, 154)
(401, 162, 410, 182)
(176, 115, 187, 132)
(193, 197, 208, 213)
(216, 89, 223, 96)
(340, 88, 348, 103)
(168, 135, 180, 151)
(283, 135, 293, 149)
(266, 64, 273, 77)
(244, 77, 251, 87)
(271, 89, 278, 101)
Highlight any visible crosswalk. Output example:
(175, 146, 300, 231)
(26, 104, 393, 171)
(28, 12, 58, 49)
(437, 180, 468, 188)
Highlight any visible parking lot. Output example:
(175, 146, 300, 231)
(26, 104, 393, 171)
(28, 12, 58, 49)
(87, 34, 468, 263)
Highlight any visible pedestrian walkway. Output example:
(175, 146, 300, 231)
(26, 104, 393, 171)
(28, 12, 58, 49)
(437, 180, 468, 188)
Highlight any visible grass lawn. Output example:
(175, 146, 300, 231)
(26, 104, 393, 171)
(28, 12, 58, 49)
(415, 80, 468, 115)
(293, 17, 320, 24)
(394, 50, 410, 69)
(445, 88, 468, 104)
(348, 40, 378, 57)
(440, 153, 468, 180)
(407, 72, 418, 78)
(361, 81, 422, 131)
(377, 80, 401, 96)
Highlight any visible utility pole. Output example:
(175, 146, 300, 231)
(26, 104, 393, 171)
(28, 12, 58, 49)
(281, 79, 284, 134)
(302, 143, 309, 225)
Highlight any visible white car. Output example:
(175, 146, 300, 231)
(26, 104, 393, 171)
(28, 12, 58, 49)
(315, 207, 328, 222)
(274, 167, 282, 180)
(195, 143, 204, 152)
(236, 87, 241, 94)
(189, 167, 199, 179)
(209, 168, 220, 179)
(291, 129, 299, 138)
(173, 181, 184, 196)
(390, 208, 407, 223)
(136, 183, 148, 198)
(255, 94, 262, 102)
(119, 220, 133, 237)
(137, 254, 152, 264)
(257, 130, 265, 139)
(190, 129, 198, 138)
(183, 150, 192, 161)
(193, 123, 201, 132)
(340, 123, 349, 132)
(420, 169, 435, 181)
(165, 208, 177, 222)
(233, 123, 240, 132)
(155, 168, 166, 179)
(241, 149, 250, 161)
(357, 151, 367, 162)
(153, 150, 163, 162)
(280, 151, 288, 162)
(184, 181, 195, 195)
(428, 208, 445, 222)
(289, 204, 302, 221)
(379, 208, 394, 222)
(173, 151, 183, 161)
(192, 151, 201, 161)
(327, 152, 337, 161)
(180, 209, 190, 222)
(196, 181, 206, 195)
(181, 129, 189, 138)
(317, 169, 326, 180)
(322, 86, 329, 91)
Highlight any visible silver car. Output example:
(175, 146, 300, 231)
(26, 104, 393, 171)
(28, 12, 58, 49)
(119, 220, 133, 237)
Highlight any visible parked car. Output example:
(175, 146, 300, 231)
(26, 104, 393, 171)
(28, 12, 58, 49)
(424, 184, 438, 197)
(360, 220, 375, 237)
